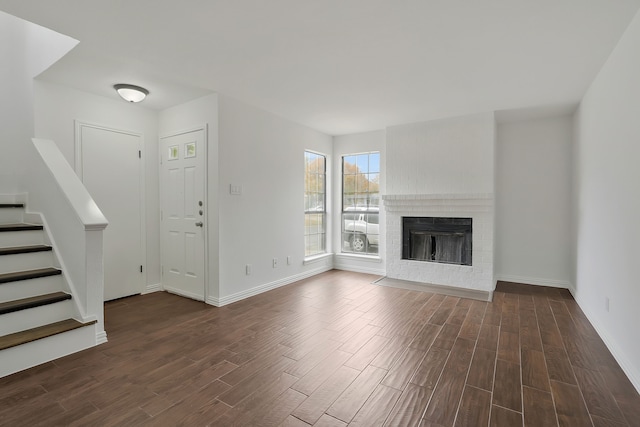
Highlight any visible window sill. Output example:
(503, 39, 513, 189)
(335, 253, 382, 263)
(303, 253, 334, 266)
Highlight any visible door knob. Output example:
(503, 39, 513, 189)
(195, 221, 203, 227)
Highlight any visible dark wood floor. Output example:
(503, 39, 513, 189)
(0, 270, 639, 426)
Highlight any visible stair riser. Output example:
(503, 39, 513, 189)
(0, 325, 97, 378)
(0, 299, 73, 336)
(0, 251, 54, 275)
(0, 209, 24, 224)
(0, 230, 44, 246)
(0, 275, 64, 304)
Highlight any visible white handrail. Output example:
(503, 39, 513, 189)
(31, 138, 107, 230)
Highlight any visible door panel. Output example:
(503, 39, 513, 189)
(160, 129, 206, 301)
(77, 124, 143, 301)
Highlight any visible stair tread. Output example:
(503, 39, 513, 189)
(0, 291, 71, 315)
(0, 267, 61, 284)
(0, 318, 96, 351)
(0, 204, 24, 208)
(0, 245, 52, 256)
(0, 223, 43, 232)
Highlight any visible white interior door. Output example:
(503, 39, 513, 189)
(160, 129, 206, 301)
(77, 123, 144, 301)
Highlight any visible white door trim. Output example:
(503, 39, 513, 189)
(159, 124, 209, 302)
(74, 120, 147, 294)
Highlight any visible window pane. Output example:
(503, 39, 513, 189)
(369, 173, 380, 193)
(356, 174, 368, 193)
(357, 154, 369, 174)
(343, 194, 355, 211)
(344, 155, 356, 172)
(369, 152, 380, 173)
(309, 234, 318, 255)
(309, 153, 317, 173)
(343, 174, 355, 194)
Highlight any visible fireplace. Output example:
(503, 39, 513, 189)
(382, 193, 493, 293)
(402, 217, 472, 265)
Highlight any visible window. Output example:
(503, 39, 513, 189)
(342, 152, 380, 255)
(304, 151, 326, 257)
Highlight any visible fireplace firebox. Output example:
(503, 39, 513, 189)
(402, 217, 472, 266)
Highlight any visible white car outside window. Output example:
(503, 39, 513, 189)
(343, 208, 379, 253)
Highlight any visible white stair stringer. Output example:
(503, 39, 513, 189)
(0, 323, 97, 378)
(0, 299, 73, 336)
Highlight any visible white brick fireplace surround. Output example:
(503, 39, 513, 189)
(382, 193, 494, 299)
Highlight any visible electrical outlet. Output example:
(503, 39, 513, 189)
(287, 256, 291, 265)
(246, 264, 252, 275)
(273, 258, 278, 268)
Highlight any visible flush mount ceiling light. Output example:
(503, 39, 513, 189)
(114, 83, 149, 103)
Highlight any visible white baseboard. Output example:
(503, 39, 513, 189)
(96, 330, 108, 345)
(571, 291, 640, 394)
(142, 283, 162, 294)
(208, 266, 333, 307)
(496, 274, 572, 290)
(333, 263, 386, 276)
(333, 254, 385, 276)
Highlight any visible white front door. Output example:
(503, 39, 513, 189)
(76, 122, 144, 301)
(160, 129, 206, 301)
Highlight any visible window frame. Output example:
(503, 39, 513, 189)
(341, 151, 380, 256)
(304, 150, 327, 258)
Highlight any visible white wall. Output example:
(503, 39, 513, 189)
(217, 95, 333, 304)
(332, 130, 386, 275)
(386, 112, 495, 195)
(573, 10, 640, 390)
(159, 94, 220, 300)
(33, 81, 161, 288)
(495, 116, 572, 288)
(0, 11, 76, 193)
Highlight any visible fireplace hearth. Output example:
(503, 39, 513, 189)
(402, 217, 472, 266)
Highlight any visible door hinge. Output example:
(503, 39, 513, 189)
(140, 265, 143, 273)
(138, 150, 142, 158)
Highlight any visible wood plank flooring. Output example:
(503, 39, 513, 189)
(0, 270, 638, 426)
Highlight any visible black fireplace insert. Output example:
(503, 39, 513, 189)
(402, 217, 472, 265)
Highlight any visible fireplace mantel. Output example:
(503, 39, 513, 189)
(382, 193, 493, 212)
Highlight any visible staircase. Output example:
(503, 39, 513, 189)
(0, 201, 97, 376)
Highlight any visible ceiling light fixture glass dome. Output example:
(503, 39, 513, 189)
(114, 83, 149, 103)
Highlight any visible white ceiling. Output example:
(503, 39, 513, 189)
(1, 0, 639, 135)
